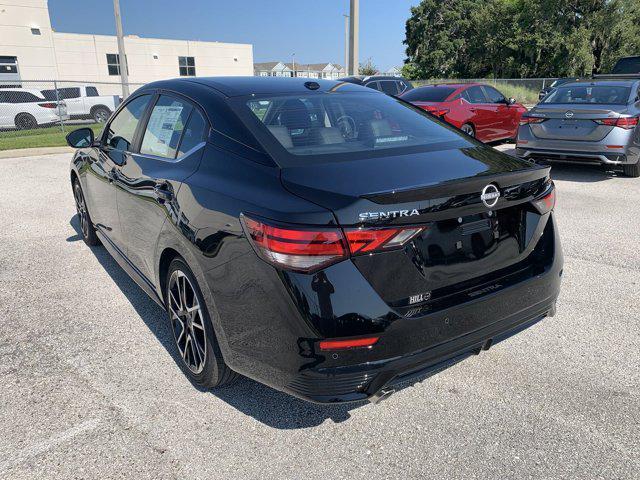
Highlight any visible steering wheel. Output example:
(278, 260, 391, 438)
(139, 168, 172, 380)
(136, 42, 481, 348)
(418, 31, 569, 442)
(336, 115, 358, 140)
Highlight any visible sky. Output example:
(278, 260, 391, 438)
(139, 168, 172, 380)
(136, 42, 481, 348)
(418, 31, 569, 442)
(48, 0, 419, 71)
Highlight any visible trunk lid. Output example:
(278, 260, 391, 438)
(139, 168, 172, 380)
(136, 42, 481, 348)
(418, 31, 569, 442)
(280, 145, 552, 312)
(527, 104, 627, 141)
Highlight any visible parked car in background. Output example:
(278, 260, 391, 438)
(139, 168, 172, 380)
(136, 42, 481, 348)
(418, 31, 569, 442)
(538, 78, 581, 100)
(0, 87, 68, 130)
(338, 75, 414, 96)
(401, 83, 527, 143)
(517, 79, 640, 177)
(611, 56, 640, 75)
(66, 77, 561, 404)
(41, 85, 119, 123)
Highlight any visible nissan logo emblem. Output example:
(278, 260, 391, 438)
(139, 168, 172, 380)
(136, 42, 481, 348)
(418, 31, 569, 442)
(480, 184, 500, 208)
(565, 110, 574, 118)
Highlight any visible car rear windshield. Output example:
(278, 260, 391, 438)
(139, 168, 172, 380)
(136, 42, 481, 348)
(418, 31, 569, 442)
(401, 87, 456, 102)
(542, 85, 631, 105)
(239, 92, 465, 162)
(612, 57, 640, 74)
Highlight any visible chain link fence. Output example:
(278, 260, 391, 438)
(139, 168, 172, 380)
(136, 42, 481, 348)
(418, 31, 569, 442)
(411, 78, 560, 106)
(1, 77, 558, 152)
(0, 79, 144, 151)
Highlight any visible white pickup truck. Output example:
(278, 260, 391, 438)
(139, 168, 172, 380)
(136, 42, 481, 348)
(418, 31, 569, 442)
(40, 85, 120, 123)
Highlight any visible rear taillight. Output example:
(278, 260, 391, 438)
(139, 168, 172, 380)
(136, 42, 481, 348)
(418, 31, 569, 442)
(594, 116, 639, 129)
(519, 116, 546, 126)
(422, 106, 450, 117)
(241, 215, 425, 273)
(240, 216, 347, 273)
(344, 227, 424, 254)
(533, 183, 556, 215)
(38, 102, 57, 108)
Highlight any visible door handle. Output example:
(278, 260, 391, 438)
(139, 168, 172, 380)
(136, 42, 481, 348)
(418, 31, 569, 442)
(154, 183, 173, 202)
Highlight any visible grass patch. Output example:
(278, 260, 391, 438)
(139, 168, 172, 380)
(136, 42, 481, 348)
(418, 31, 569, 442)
(0, 123, 104, 151)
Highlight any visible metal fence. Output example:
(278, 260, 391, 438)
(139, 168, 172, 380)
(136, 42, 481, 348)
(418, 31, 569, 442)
(411, 78, 559, 105)
(0, 77, 556, 151)
(0, 79, 144, 151)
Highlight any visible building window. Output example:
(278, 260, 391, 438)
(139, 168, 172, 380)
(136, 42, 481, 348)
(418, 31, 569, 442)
(31, 28, 41, 35)
(179, 56, 196, 76)
(106, 53, 128, 76)
(0, 56, 18, 74)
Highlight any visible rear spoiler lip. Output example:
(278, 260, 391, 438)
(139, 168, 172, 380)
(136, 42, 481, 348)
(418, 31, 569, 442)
(362, 164, 551, 205)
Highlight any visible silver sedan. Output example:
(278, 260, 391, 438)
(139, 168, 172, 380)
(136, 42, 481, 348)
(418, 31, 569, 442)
(516, 79, 640, 177)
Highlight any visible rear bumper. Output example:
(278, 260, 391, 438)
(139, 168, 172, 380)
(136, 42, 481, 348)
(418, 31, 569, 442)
(516, 146, 636, 165)
(39, 112, 69, 125)
(208, 213, 563, 404)
(286, 272, 560, 404)
(516, 126, 640, 165)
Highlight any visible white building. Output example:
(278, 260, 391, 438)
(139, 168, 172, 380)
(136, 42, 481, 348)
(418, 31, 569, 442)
(254, 61, 345, 79)
(384, 66, 402, 77)
(0, 0, 253, 89)
(253, 62, 293, 77)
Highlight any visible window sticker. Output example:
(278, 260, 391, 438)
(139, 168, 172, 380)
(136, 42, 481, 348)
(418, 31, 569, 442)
(142, 105, 184, 156)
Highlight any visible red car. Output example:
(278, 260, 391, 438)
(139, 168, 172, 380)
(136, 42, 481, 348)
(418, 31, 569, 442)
(401, 83, 527, 143)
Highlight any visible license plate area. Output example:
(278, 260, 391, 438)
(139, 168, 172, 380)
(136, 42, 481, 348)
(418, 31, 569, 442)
(418, 210, 523, 268)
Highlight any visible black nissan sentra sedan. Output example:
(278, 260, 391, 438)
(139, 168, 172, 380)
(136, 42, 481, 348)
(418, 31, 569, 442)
(66, 77, 562, 404)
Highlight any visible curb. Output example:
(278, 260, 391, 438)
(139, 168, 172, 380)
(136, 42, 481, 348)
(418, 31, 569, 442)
(0, 146, 74, 159)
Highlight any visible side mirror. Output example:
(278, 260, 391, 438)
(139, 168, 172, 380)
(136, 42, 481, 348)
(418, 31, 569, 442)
(66, 128, 94, 148)
(507, 97, 516, 105)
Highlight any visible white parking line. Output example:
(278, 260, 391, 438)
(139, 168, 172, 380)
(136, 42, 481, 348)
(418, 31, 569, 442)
(0, 418, 100, 475)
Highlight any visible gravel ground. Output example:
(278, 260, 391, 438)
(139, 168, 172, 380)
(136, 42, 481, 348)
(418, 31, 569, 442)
(0, 148, 638, 479)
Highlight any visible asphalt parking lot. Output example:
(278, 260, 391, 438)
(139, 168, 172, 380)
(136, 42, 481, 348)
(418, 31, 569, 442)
(0, 147, 638, 479)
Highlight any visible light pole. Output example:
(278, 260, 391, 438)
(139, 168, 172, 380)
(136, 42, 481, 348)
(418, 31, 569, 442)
(113, 0, 129, 98)
(348, 0, 359, 75)
(343, 14, 349, 75)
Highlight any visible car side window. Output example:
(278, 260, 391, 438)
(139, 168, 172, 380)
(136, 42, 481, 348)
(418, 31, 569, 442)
(7, 92, 41, 103)
(106, 94, 151, 152)
(178, 109, 208, 157)
(140, 95, 193, 159)
(86, 86, 99, 97)
(397, 80, 410, 93)
(464, 86, 488, 104)
(483, 86, 506, 103)
(59, 87, 81, 99)
(365, 81, 380, 91)
(379, 81, 399, 95)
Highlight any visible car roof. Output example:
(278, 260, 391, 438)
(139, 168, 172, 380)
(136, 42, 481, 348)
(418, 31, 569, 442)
(418, 83, 471, 88)
(417, 83, 486, 90)
(561, 79, 639, 88)
(0, 87, 44, 95)
(338, 75, 409, 83)
(142, 76, 369, 97)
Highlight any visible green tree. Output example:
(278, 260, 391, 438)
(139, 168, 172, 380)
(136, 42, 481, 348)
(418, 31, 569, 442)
(359, 58, 379, 76)
(403, 0, 640, 79)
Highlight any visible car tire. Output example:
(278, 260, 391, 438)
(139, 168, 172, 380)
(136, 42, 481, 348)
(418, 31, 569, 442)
(623, 161, 640, 178)
(73, 179, 101, 246)
(461, 123, 475, 138)
(14, 113, 37, 130)
(91, 106, 111, 123)
(165, 258, 238, 388)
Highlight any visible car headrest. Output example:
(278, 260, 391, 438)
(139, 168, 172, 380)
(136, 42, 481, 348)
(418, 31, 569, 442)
(279, 99, 312, 130)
